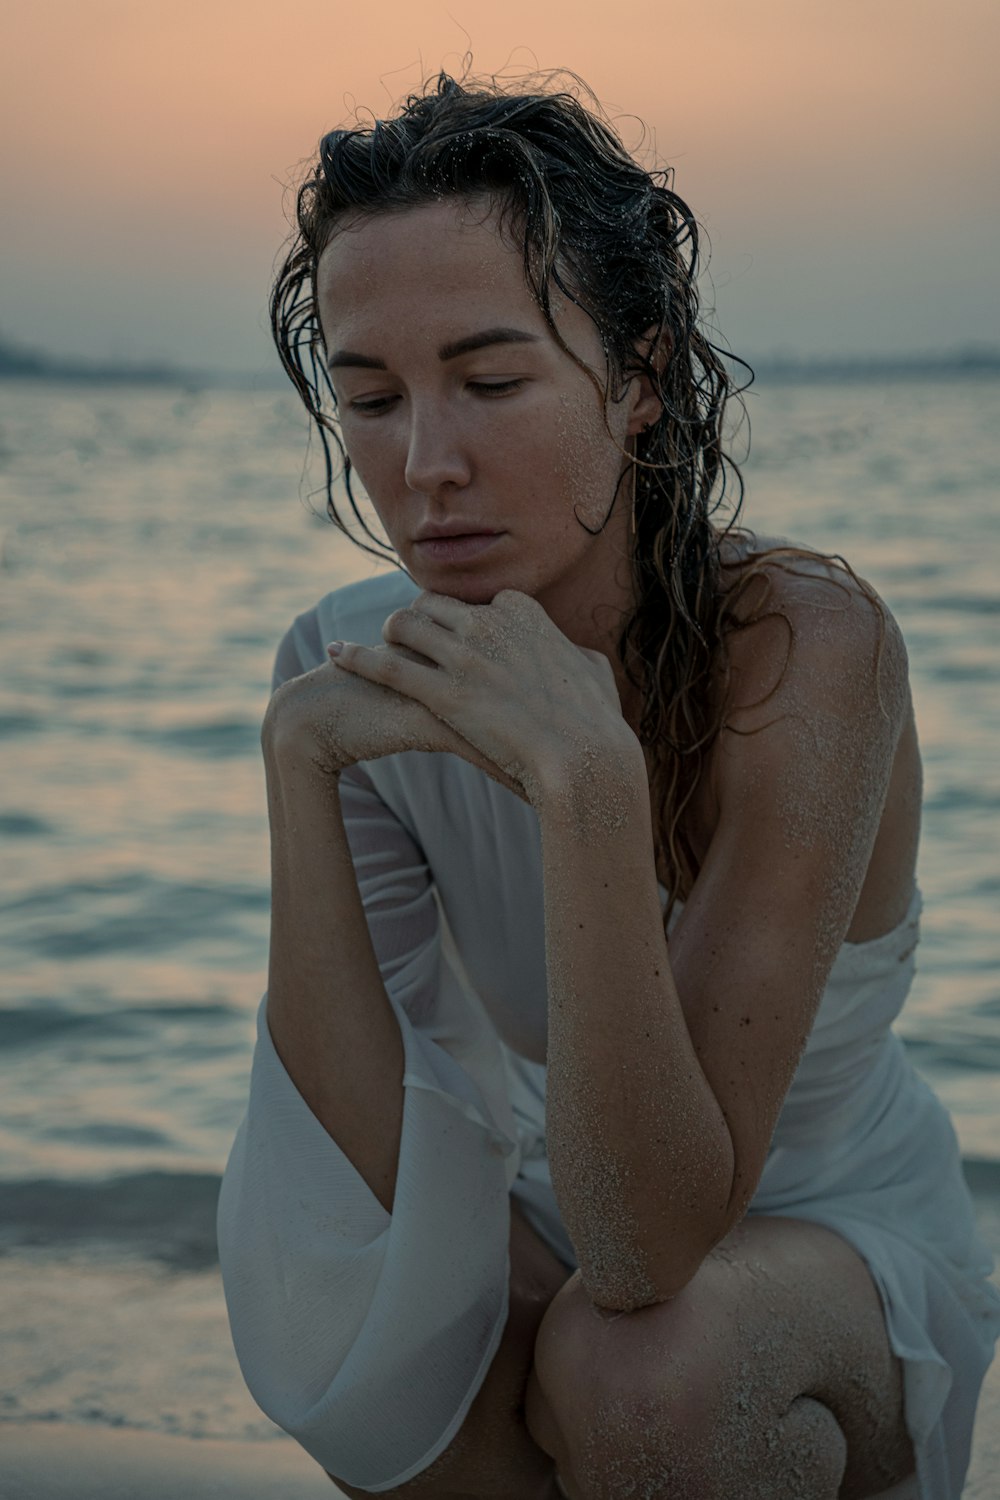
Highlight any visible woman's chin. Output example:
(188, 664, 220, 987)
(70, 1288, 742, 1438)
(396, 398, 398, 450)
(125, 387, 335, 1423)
(405, 567, 507, 607)
(442, 582, 502, 605)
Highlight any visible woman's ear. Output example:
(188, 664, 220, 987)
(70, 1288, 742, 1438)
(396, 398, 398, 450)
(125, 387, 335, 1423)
(624, 324, 671, 436)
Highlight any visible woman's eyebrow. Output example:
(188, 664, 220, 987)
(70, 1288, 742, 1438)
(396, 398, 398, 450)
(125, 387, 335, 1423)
(327, 326, 542, 371)
(438, 327, 542, 362)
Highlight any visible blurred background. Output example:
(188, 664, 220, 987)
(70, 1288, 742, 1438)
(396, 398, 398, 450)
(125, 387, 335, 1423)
(3, 0, 1000, 374)
(1, 0, 998, 1489)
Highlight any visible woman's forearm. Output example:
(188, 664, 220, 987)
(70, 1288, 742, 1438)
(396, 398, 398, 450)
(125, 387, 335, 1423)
(538, 744, 734, 1311)
(264, 738, 404, 1215)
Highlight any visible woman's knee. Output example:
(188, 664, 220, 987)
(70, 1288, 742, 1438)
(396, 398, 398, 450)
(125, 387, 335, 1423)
(529, 1294, 853, 1500)
(528, 1274, 722, 1489)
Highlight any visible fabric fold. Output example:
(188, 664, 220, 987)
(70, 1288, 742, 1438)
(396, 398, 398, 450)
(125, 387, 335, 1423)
(217, 988, 519, 1490)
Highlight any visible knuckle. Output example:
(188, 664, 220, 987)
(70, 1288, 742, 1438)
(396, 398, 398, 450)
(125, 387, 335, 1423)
(497, 587, 531, 610)
(384, 606, 431, 641)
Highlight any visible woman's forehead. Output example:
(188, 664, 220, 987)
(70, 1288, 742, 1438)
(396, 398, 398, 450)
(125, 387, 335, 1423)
(319, 201, 522, 296)
(316, 199, 576, 348)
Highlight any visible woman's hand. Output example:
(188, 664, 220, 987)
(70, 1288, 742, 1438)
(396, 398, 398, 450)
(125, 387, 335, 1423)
(261, 640, 528, 800)
(326, 589, 640, 805)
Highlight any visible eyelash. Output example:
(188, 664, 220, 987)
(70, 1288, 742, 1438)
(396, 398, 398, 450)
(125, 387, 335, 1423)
(349, 379, 525, 415)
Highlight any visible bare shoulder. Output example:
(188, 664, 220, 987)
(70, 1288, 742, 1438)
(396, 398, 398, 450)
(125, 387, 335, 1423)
(714, 527, 910, 737)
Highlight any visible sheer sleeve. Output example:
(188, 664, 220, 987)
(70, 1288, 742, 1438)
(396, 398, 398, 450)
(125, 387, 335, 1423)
(216, 609, 521, 1492)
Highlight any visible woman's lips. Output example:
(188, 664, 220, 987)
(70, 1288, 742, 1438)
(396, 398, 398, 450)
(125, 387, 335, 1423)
(413, 532, 504, 562)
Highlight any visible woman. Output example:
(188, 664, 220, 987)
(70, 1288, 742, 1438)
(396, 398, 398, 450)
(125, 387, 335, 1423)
(216, 71, 1000, 1499)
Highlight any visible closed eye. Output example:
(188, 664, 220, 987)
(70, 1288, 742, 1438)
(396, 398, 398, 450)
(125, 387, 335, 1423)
(348, 379, 526, 416)
(348, 395, 397, 415)
(469, 379, 525, 396)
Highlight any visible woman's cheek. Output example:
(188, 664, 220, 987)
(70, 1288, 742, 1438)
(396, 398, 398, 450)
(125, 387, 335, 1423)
(339, 448, 398, 543)
(553, 392, 625, 528)
(342, 432, 392, 502)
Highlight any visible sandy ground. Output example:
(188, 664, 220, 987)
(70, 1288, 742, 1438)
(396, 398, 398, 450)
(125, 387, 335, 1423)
(0, 1422, 338, 1500)
(1, 1353, 998, 1500)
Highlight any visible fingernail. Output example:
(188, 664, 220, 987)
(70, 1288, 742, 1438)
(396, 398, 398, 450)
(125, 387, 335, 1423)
(326, 641, 343, 657)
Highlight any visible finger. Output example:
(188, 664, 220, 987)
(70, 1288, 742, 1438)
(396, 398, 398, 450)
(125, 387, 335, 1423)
(410, 590, 476, 631)
(327, 640, 438, 702)
(385, 640, 440, 668)
(323, 643, 529, 803)
(381, 605, 461, 663)
(327, 639, 432, 668)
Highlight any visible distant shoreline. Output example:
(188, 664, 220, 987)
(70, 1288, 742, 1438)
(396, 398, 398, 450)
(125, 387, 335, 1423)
(0, 340, 264, 390)
(748, 348, 1000, 383)
(2, 337, 999, 389)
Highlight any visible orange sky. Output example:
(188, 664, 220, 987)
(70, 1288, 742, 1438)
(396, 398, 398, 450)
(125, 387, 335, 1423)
(3, 0, 998, 370)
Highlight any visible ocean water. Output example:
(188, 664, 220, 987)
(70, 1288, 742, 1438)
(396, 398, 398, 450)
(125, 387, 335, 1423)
(1, 372, 998, 1444)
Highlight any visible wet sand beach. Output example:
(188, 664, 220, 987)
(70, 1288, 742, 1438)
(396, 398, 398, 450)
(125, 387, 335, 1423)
(1, 1358, 998, 1500)
(0, 1422, 337, 1498)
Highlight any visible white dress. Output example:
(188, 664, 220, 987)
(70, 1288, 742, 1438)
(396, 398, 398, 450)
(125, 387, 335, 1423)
(217, 571, 1000, 1499)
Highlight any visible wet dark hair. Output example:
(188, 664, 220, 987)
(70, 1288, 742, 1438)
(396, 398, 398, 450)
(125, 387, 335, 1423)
(271, 67, 884, 915)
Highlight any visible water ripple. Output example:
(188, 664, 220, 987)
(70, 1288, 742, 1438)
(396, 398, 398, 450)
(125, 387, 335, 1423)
(0, 874, 268, 958)
(0, 1171, 222, 1270)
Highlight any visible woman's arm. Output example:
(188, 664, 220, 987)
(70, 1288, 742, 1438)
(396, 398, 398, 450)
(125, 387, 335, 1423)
(538, 742, 734, 1312)
(263, 736, 405, 1214)
(260, 622, 529, 1213)
(538, 576, 910, 1312)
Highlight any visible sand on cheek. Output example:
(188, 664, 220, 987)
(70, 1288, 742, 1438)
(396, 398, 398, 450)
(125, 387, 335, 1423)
(553, 386, 630, 532)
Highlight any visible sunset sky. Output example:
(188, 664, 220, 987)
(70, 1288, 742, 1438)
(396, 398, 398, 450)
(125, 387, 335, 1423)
(3, 0, 998, 374)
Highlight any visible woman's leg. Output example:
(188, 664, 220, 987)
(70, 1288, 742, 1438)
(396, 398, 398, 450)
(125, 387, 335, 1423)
(332, 1198, 574, 1499)
(525, 1214, 917, 1500)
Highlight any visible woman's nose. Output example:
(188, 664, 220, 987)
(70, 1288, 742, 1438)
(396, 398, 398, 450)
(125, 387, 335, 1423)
(403, 408, 472, 495)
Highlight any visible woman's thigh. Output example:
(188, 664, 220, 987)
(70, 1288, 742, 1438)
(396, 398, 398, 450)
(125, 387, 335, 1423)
(527, 1213, 916, 1500)
(332, 1197, 573, 1499)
